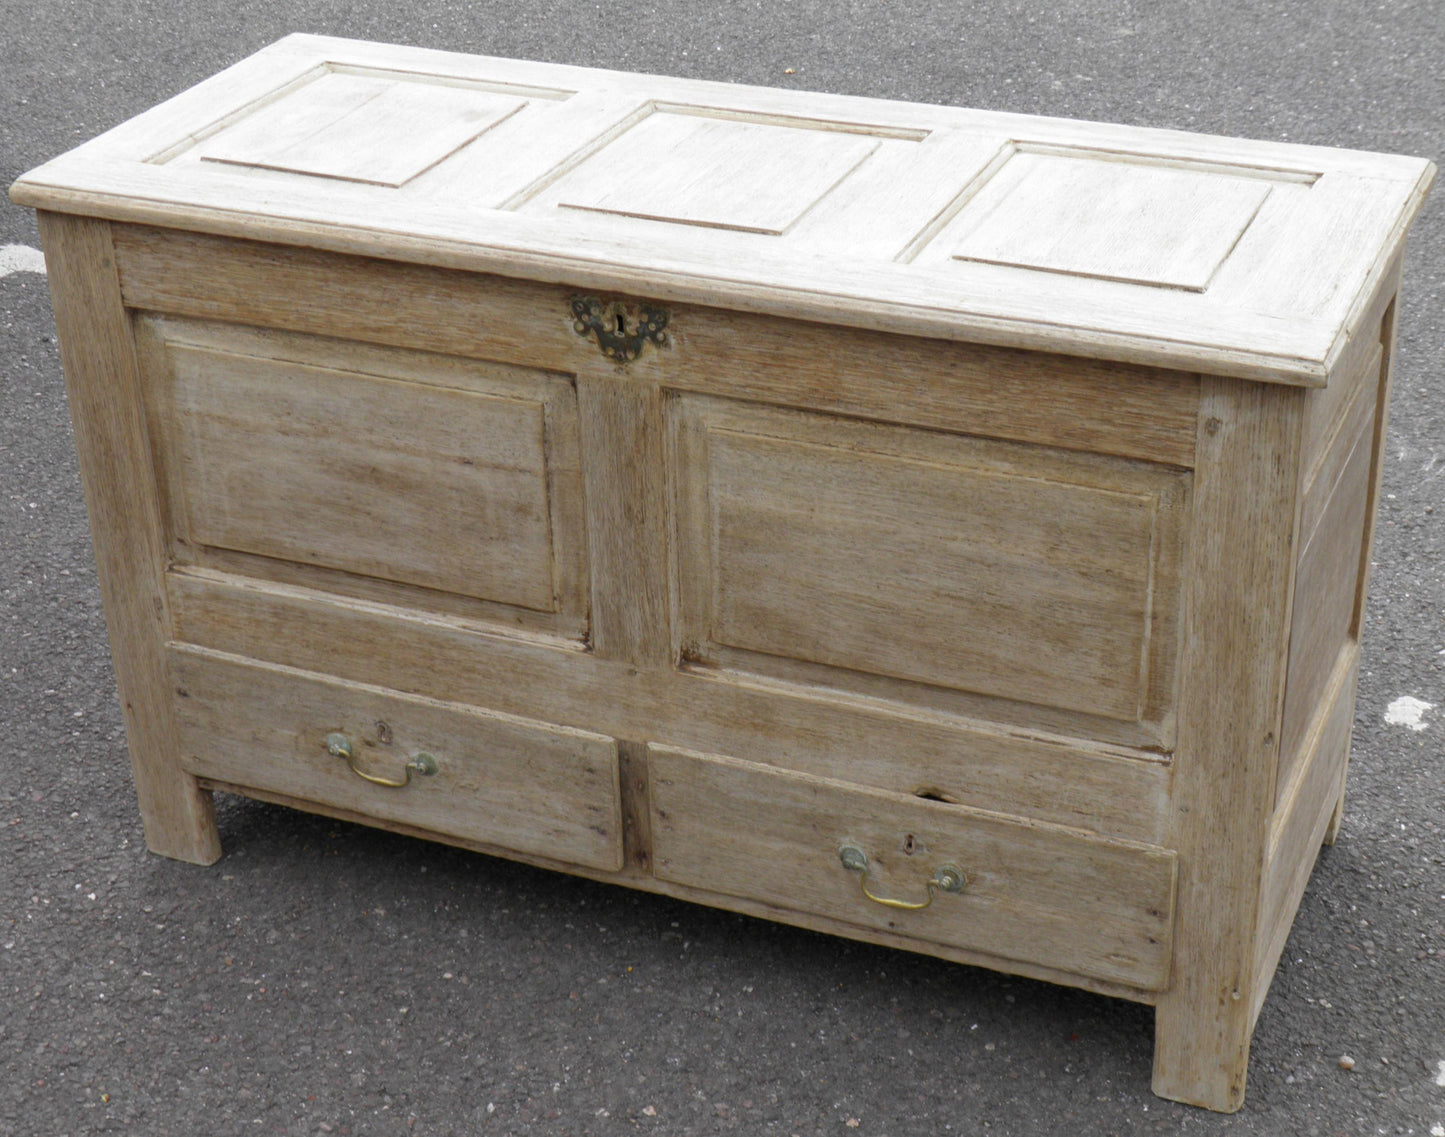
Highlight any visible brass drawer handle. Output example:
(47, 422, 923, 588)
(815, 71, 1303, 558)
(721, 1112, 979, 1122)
(838, 843, 966, 911)
(325, 732, 438, 788)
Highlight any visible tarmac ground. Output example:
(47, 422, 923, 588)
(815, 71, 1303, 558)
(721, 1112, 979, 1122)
(2, 2, 1443, 1134)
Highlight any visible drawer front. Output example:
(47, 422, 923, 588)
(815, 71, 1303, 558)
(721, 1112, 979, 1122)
(171, 646, 623, 872)
(648, 744, 1177, 990)
(669, 396, 1188, 741)
(136, 316, 587, 630)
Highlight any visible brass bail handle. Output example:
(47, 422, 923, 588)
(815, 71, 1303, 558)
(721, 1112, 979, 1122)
(838, 843, 966, 911)
(325, 732, 438, 788)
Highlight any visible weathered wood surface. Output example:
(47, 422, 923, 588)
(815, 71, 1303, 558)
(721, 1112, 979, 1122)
(15, 43, 1435, 1115)
(172, 645, 625, 872)
(576, 375, 671, 666)
(136, 317, 575, 613)
(191, 773, 1166, 1005)
(112, 225, 1203, 468)
(167, 568, 1175, 846)
(649, 745, 1177, 989)
(37, 212, 220, 864)
(1151, 379, 1303, 1112)
(1252, 646, 1360, 1027)
(13, 34, 1436, 383)
(671, 394, 1188, 734)
(1278, 404, 1374, 792)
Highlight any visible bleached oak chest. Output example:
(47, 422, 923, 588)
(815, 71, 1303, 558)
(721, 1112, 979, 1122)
(12, 35, 1434, 1112)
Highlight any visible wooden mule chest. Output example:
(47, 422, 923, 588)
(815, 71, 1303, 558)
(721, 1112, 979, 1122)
(11, 35, 1434, 1111)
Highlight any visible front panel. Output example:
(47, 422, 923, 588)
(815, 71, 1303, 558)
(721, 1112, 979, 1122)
(133, 315, 590, 639)
(669, 394, 1190, 746)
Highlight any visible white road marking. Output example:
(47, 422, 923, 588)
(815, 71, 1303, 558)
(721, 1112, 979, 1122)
(0, 245, 46, 277)
(1384, 696, 1435, 732)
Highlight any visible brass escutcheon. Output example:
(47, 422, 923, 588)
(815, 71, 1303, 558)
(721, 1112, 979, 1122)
(570, 296, 669, 363)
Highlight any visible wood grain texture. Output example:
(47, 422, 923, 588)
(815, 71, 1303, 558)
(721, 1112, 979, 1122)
(192, 774, 1164, 1005)
(1299, 351, 1379, 544)
(1351, 294, 1402, 643)
(166, 569, 1175, 845)
(1303, 339, 1383, 494)
(665, 308, 1201, 469)
(1252, 646, 1359, 1027)
(197, 71, 525, 187)
(550, 110, 880, 234)
(616, 740, 654, 874)
(1277, 409, 1373, 793)
(12, 34, 1436, 383)
(577, 374, 671, 665)
(132, 315, 587, 618)
(1324, 257, 1398, 416)
(15, 152, 1351, 381)
(648, 745, 1178, 990)
(173, 345, 553, 606)
(1329, 288, 1404, 840)
(115, 226, 587, 379)
(670, 395, 1189, 729)
(35, 212, 220, 864)
(1151, 378, 1303, 1112)
(112, 225, 1202, 468)
(947, 150, 1272, 290)
(16, 48, 1434, 1113)
(171, 645, 624, 871)
(179, 545, 590, 643)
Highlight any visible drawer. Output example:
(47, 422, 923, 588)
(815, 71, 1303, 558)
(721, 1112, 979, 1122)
(668, 395, 1189, 748)
(648, 744, 1178, 990)
(135, 316, 588, 637)
(170, 646, 624, 872)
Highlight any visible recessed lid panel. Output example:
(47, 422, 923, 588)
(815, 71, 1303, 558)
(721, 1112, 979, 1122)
(550, 111, 880, 235)
(197, 71, 527, 187)
(947, 151, 1273, 291)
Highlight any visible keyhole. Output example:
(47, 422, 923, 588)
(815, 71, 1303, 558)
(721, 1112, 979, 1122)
(615, 313, 627, 335)
(902, 833, 917, 855)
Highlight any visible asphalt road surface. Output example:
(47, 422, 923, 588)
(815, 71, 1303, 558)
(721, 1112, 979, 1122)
(2, 2, 1442, 1134)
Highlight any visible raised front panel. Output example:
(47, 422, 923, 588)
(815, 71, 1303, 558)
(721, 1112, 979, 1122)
(135, 316, 588, 635)
(669, 396, 1188, 740)
(648, 745, 1177, 990)
(172, 646, 625, 871)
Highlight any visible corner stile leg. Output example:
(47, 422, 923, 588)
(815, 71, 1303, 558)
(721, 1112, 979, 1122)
(1150, 377, 1303, 1112)
(38, 211, 221, 865)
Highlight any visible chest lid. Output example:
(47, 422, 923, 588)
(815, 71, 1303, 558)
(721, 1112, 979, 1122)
(11, 34, 1434, 385)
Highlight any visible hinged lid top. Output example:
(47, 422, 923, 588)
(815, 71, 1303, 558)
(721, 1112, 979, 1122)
(11, 34, 1434, 385)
